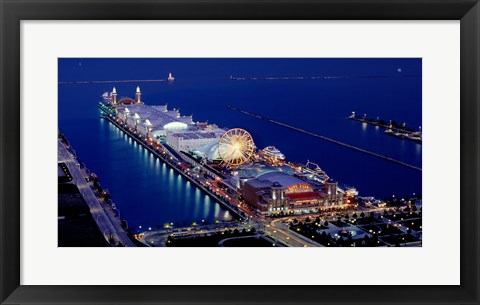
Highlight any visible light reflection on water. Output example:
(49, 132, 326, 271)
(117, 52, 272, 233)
(214, 201, 220, 219)
(203, 196, 211, 219)
(361, 122, 368, 131)
(90, 120, 233, 229)
(194, 189, 201, 218)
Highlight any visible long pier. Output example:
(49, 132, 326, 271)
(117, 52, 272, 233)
(228, 105, 422, 172)
(59, 79, 168, 85)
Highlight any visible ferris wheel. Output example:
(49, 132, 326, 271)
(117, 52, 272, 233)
(218, 128, 255, 167)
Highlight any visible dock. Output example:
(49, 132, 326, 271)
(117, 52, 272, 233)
(348, 112, 422, 143)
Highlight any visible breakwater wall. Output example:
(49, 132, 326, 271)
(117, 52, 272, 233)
(228, 105, 422, 172)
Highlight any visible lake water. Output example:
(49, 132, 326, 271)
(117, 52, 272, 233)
(59, 58, 422, 229)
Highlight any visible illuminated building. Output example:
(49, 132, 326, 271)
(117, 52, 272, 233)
(325, 179, 338, 205)
(114, 87, 194, 139)
(167, 130, 225, 152)
(242, 172, 344, 215)
(112, 87, 229, 153)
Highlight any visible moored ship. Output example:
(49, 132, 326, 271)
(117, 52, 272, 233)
(261, 146, 286, 161)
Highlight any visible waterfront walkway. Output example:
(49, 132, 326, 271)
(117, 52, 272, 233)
(58, 139, 136, 247)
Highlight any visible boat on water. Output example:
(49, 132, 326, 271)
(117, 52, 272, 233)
(261, 146, 286, 161)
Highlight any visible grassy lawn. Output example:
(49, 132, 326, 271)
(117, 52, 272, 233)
(398, 219, 422, 231)
(381, 233, 420, 246)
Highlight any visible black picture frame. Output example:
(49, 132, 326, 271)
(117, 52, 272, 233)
(1, 0, 478, 304)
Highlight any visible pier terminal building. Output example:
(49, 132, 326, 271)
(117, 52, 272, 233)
(113, 87, 226, 152)
(239, 170, 345, 215)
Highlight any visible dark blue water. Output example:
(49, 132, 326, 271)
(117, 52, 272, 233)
(59, 58, 422, 228)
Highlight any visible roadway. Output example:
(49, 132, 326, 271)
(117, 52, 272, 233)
(141, 222, 249, 246)
(226, 199, 323, 247)
(58, 139, 136, 247)
(267, 218, 324, 247)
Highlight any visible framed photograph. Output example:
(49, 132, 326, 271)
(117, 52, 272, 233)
(1, 0, 478, 304)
